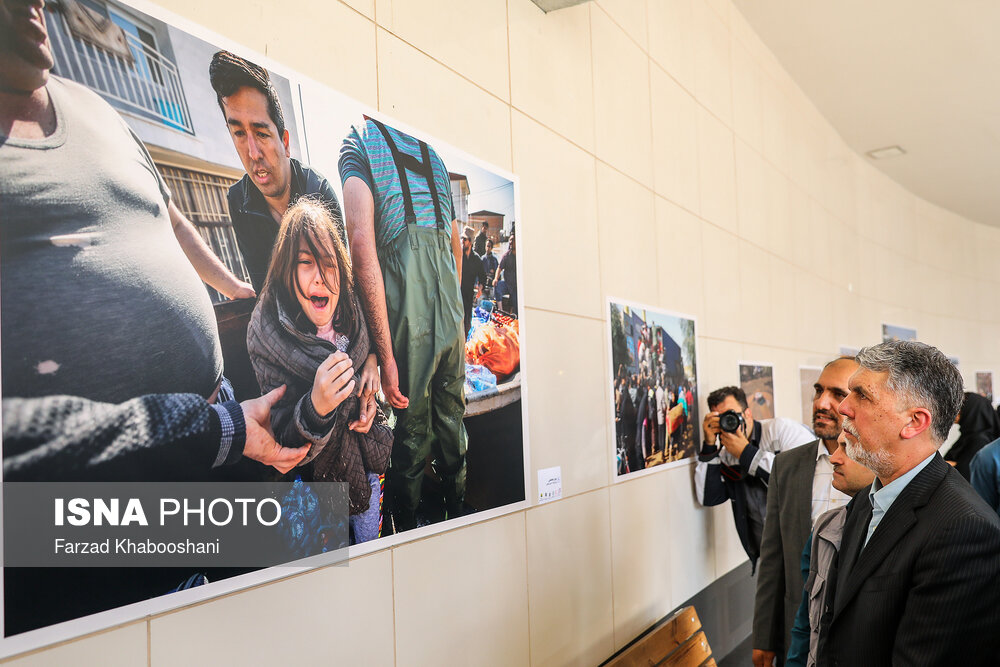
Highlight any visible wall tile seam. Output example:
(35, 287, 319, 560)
(611, 463, 697, 492)
(593, 2, 650, 60)
(588, 1, 618, 505)
(731, 135, 858, 229)
(523, 499, 533, 667)
(520, 484, 613, 515)
(337, 0, 373, 22)
(705, 0, 731, 28)
(644, 0, 653, 70)
(730, 232, 921, 294)
(729, 20, 800, 107)
(372, 24, 513, 109)
(356, 6, 758, 191)
(140, 552, 348, 624)
(644, 0, 733, 88)
(725, 42, 861, 182)
(372, 1, 381, 113)
(606, 475, 618, 657)
(699, 0, 737, 126)
(0, 620, 147, 664)
(571, 157, 1000, 325)
(508, 104, 597, 173)
(649, 51, 736, 143)
(696, 333, 837, 357)
(643, 0, 662, 314)
(588, 0, 610, 385)
(584, 149, 994, 315)
(751, 63, 827, 143)
(510, 102, 719, 225)
(607, 458, 623, 650)
(390, 547, 398, 666)
(525, 305, 607, 326)
(726, 141, 995, 286)
(695, 333, 996, 367)
(509, 58, 870, 243)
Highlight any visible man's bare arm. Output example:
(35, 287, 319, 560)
(343, 176, 408, 408)
(168, 201, 255, 300)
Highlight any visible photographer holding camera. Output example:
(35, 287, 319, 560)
(694, 387, 814, 572)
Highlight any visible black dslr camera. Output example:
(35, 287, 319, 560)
(718, 409, 745, 434)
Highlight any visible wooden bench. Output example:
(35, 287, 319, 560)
(604, 606, 715, 667)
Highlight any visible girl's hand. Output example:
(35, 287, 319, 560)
(311, 351, 356, 416)
(358, 354, 380, 398)
(349, 392, 377, 434)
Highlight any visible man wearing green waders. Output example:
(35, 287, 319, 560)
(339, 118, 467, 532)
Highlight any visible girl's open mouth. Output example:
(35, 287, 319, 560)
(310, 295, 329, 309)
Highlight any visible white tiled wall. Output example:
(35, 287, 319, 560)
(11, 0, 1000, 664)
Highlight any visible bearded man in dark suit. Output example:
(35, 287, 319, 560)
(817, 341, 1000, 666)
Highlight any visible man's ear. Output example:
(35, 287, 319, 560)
(282, 129, 290, 157)
(900, 407, 933, 440)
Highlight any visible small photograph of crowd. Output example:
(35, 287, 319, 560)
(0, 0, 524, 641)
(882, 323, 918, 343)
(739, 363, 775, 421)
(609, 301, 699, 477)
(799, 367, 822, 427)
(977, 372, 994, 403)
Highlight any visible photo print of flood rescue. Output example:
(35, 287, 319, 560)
(0, 0, 526, 644)
(609, 300, 699, 477)
(739, 363, 775, 421)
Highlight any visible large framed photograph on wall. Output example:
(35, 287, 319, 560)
(607, 299, 700, 478)
(0, 0, 528, 653)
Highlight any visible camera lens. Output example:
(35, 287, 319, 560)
(719, 410, 742, 433)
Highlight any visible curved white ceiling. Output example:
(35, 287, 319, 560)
(732, 0, 1000, 228)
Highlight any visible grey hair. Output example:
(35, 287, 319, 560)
(854, 341, 963, 444)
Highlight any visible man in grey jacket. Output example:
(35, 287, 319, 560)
(784, 433, 875, 667)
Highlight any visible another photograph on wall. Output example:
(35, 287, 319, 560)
(839, 345, 860, 357)
(740, 363, 775, 421)
(608, 300, 699, 477)
(882, 324, 917, 342)
(799, 367, 822, 428)
(0, 0, 526, 649)
(977, 372, 994, 404)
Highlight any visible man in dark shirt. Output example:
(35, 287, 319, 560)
(495, 231, 518, 314)
(481, 237, 499, 295)
(209, 51, 343, 292)
(473, 220, 489, 256)
(461, 226, 486, 338)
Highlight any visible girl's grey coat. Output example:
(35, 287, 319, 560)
(247, 293, 392, 514)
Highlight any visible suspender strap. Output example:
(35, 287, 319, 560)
(420, 140, 445, 228)
(369, 118, 446, 229)
(370, 119, 416, 226)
